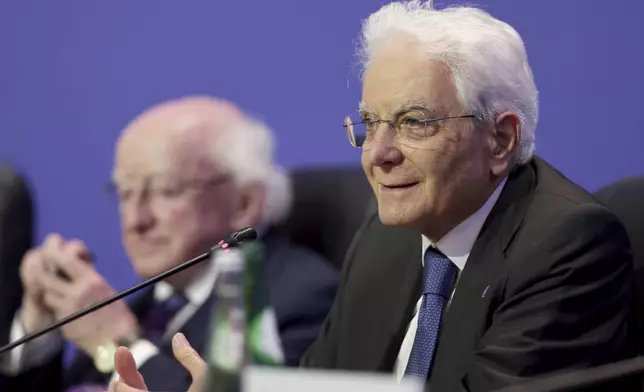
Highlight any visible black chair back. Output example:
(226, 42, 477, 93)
(595, 176, 644, 313)
(0, 165, 34, 345)
(284, 167, 373, 270)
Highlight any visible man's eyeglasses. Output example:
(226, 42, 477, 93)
(343, 111, 475, 149)
(105, 175, 231, 207)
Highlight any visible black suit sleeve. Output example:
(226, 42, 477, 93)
(300, 208, 378, 368)
(137, 351, 192, 392)
(460, 204, 635, 391)
(0, 350, 64, 392)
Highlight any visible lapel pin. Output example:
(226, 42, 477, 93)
(482, 285, 490, 298)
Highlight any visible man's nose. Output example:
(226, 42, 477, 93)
(367, 122, 404, 167)
(121, 196, 155, 233)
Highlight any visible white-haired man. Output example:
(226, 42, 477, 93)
(106, 2, 639, 392)
(0, 96, 339, 392)
(302, 0, 638, 389)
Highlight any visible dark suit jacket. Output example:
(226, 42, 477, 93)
(595, 178, 644, 316)
(302, 157, 639, 392)
(2, 230, 338, 392)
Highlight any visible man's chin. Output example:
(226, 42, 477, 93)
(132, 255, 169, 278)
(376, 204, 419, 228)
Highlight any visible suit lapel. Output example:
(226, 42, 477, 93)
(343, 216, 421, 371)
(451, 162, 535, 300)
(429, 161, 537, 387)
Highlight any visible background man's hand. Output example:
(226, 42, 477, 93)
(110, 333, 206, 392)
(18, 234, 65, 334)
(38, 234, 139, 357)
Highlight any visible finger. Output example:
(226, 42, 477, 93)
(114, 347, 148, 390)
(45, 250, 90, 281)
(188, 376, 206, 392)
(21, 249, 39, 267)
(21, 249, 45, 280)
(41, 233, 65, 260)
(43, 290, 67, 311)
(172, 333, 206, 381)
(64, 239, 93, 262)
(22, 248, 48, 272)
(112, 379, 148, 392)
(42, 233, 64, 249)
(40, 271, 73, 297)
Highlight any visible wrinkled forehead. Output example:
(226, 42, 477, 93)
(112, 117, 220, 183)
(360, 39, 460, 117)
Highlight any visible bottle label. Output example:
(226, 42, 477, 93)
(210, 317, 244, 372)
(249, 308, 284, 365)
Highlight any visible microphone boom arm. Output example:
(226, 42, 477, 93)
(0, 227, 257, 355)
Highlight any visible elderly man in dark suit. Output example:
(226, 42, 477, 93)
(301, 1, 638, 390)
(108, 1, 639, 392)
(0, 96, 338, 392)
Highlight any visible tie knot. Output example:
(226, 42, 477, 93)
(141, 292, 189, 340)
(422, 247, 456, 297)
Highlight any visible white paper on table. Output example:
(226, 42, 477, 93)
(244, 366, 423, 392)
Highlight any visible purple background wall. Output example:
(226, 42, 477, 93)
(1, 0, 643, 290)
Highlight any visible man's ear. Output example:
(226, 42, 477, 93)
(230, 183, 265, 230)
(489, 112, 521, 176)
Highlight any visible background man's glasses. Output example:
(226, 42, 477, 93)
(104, 175, 231, 207)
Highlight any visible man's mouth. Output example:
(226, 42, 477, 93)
(380, 182, 420, 190)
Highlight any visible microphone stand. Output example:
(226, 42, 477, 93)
(0, 227, 257, 355)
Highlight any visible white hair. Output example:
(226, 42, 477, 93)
(212, 116, 293, 227)
(358, 0, 539, 164)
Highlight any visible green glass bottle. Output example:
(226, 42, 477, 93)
(202, 241, 284, 392)
(203, 247, 247, 392)
(242, 242, 284, 366)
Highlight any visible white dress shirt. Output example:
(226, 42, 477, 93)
(394, 178, 507, 381)
(1, 258, 218, 383)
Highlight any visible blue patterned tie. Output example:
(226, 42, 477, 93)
(404, 247, 456, 381)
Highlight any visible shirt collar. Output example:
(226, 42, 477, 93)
(422, 177, 507, 271)
(154, 257, 218, 305)
(152, 227, 267, 304)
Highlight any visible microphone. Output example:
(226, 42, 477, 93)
(0, 227, 258, 355)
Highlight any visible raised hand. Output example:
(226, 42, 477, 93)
(109, 333, 207, 392)
(38, 234, 139, 357)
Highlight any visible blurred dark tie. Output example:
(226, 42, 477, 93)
(140, 292, 189, 342)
